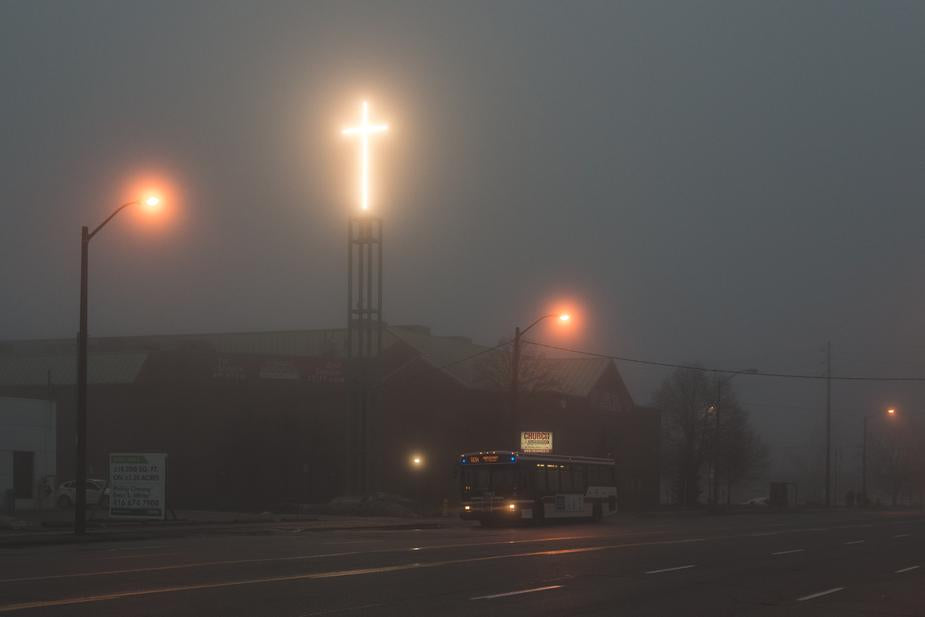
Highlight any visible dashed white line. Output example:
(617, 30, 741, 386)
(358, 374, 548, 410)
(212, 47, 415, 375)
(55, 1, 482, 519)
(796, 587, 844, 602)
(471, 585, 562, 600)
(894, 533, 911, 538)
(645, 564, 696, 575)
(771, 549, 805, 556)
(844, 540, 865, 545)
(302, 603, 383, 616)
(895, 565, 920, 574)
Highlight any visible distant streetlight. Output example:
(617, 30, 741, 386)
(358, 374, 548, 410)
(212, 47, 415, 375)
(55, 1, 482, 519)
(411, 454, 424, 468)
(75, 193, 162, 536)
(510, 312, 571, 446)
(861, 406, 897, 506)
(710, 368, 758, 507)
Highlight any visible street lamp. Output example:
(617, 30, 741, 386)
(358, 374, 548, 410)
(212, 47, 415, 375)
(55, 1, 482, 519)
(75, 193, 161, 535)
(861, 407, 897, 507)
(709, 368, 758, 507)
(510, 312, 570, 447)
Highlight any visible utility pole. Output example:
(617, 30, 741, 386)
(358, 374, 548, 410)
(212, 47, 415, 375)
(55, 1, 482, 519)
(861, 415, 868, 505)
(75, 226, 89, 535)
(712, 378, 722, 508)
(510, 326, 521, 443)
(825, 341, 832, 508)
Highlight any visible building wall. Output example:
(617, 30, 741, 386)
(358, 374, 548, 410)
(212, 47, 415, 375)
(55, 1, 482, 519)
(0, 347, 660, 512)
(0, 397, 56, 511)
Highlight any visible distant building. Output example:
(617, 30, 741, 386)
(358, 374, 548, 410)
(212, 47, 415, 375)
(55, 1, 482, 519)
(0, 326, 659, 511)
(0, 396, 57, 511)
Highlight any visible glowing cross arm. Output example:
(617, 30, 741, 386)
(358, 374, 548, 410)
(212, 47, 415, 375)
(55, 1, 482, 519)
(341, 123, 388, 136)
(341, 100, 389, 211)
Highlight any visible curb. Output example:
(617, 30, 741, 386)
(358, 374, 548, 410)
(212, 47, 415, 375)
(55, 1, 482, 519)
(0, 520, 463, 548)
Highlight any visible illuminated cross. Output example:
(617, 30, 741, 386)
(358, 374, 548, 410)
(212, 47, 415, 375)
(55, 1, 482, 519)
(342, 100, 389, 212)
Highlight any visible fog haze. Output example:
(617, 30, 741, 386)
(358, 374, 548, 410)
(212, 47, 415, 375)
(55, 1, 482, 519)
(2, 1, 925, 476)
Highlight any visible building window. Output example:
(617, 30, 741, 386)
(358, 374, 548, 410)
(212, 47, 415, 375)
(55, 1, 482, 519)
(13, 451, 34, 499)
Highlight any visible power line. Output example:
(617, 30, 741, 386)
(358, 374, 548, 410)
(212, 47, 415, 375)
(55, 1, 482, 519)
(379, 339, 511, 384)
(524, 341, 925, 383)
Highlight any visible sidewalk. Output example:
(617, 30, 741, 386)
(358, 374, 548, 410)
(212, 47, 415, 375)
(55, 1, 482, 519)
(0, 509, 469, 547)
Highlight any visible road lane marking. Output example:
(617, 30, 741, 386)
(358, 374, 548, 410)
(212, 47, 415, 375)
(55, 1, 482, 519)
(302, 603, 383, 616)
(895, 565, 920, 574)
(894, 534, 911, 538)
(100, 552, 180, 561)
(2, 516, 919, 587)
(771, 549, 805, 556)
(0, 535, 600, 584)
(0, 538, 707, 613)
(645, 564, 696, 575)
(844, 540, 864, 545)
(796, 587, 844, 602)
(471, 585, 562, 600)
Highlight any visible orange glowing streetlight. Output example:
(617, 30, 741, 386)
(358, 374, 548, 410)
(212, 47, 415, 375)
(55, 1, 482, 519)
(862, 406, 898, 506)
(509, 311, 574, 447)
(74, 190, 165, 536)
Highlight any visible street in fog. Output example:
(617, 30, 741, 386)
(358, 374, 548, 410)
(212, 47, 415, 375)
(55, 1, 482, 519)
(1, 512, 923, 616)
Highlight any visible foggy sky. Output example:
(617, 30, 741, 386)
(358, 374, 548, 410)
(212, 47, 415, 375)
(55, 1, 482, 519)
(2, 1, 925, 479)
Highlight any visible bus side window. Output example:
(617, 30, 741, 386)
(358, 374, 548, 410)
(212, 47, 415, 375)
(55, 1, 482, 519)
(547, 464, 560, 493)
(534, 465, 546, 492)
(573, 464, 586, 493)
(560, 464, 571, 492)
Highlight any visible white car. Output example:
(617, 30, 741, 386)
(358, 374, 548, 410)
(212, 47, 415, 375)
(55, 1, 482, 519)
(57, 479, 110, 508)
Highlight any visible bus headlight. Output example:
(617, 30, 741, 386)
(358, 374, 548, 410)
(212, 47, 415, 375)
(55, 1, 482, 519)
(508, 503, 517, 511)
(464, 505, 471, 511)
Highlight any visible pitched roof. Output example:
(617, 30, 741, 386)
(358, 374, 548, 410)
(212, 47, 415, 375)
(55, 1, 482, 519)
(0, 326, 624, 399)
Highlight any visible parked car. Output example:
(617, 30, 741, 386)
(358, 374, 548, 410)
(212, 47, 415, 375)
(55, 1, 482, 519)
(742, 496, 769, 506)
(57, 479, 110, 508)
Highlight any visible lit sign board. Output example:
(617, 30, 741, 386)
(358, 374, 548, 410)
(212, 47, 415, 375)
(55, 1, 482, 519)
(521, 431, 553, 453)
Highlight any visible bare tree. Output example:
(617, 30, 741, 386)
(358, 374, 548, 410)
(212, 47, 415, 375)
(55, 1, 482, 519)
(654, 368, 714, 507)
(655, 368, 769, 507)
(714, 398, 769, 504)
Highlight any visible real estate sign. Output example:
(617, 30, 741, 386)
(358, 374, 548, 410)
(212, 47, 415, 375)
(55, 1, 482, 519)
(109, 453, 167, 520)
(520, 431, 553, 454)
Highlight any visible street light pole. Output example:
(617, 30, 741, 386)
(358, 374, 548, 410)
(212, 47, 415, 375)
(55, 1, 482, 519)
(75, 226, 89, 535)
(861, 414, 868, 506)
(862, 407, 896, 508)
(509, 313, 569, 448)
(510, 326, 522, 441)
(74, 196, 160, 535)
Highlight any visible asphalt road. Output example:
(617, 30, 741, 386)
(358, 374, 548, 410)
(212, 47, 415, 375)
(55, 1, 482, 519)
(0, 510, 922, 616)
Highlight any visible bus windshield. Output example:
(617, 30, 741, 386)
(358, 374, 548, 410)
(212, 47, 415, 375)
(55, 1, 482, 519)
(461, 464, 517, 497)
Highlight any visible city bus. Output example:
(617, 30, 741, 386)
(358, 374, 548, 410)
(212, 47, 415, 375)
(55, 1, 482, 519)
(458, 450, 617, 525)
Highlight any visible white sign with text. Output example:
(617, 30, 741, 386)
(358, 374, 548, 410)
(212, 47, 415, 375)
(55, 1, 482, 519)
(520, 431, 553, 453)
(109, 453, 167, 520)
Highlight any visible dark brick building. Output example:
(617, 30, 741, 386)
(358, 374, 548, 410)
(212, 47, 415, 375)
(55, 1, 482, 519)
(0, 326, 659, 511)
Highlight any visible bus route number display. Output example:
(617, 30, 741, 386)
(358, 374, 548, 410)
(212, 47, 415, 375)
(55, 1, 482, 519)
(109, 453, 167, 520)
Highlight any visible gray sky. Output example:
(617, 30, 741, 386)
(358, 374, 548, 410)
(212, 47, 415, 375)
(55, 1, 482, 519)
(2, 1, 924, 481)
